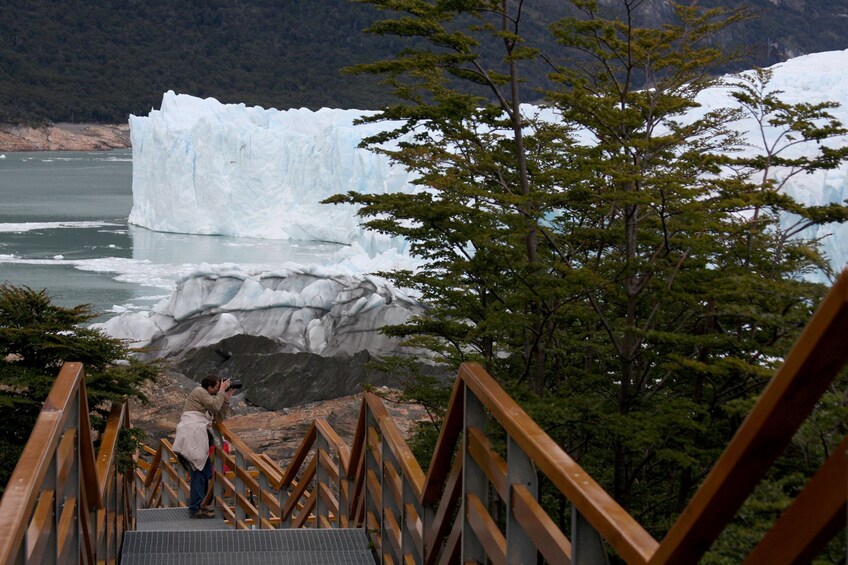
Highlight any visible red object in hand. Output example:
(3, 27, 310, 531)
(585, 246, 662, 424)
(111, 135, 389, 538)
(210, 440, 231, 473)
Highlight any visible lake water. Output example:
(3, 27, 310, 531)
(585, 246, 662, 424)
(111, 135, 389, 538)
(0, 150, 344, 320)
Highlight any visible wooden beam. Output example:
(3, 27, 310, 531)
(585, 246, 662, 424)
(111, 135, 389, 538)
(466, 493, 505, 565)
(512, 484, 571, 565)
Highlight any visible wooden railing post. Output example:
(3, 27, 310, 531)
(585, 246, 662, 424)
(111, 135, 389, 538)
(462, 386, 486, 563)
(506, 435, 536, 564)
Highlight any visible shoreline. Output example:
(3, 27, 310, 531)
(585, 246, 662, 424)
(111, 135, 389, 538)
(0, 123, 130, 152)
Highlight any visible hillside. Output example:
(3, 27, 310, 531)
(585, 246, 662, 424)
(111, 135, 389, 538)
(1, 0, 847, 123)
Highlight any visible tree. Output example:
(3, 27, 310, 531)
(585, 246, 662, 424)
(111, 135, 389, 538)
(543, 0, 847, 526)
(333, 0, 575, 394)
(332, 0, 848, 555)
(0, 284, 157, 492)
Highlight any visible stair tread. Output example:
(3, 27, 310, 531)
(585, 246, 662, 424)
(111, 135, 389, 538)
(135, 507, 230, 530)
(121, 550, 375, 565)
(122, 528, 373, 556)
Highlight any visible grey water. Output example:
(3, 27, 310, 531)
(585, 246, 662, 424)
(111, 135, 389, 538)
(0, 150, 343, 320)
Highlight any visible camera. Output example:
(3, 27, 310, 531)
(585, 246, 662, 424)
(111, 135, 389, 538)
(227, 379, 243, 390)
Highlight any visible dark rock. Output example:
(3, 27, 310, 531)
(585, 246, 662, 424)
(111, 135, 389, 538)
(171, 334, 449, 410)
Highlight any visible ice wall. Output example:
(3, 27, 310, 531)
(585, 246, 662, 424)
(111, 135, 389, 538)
(692, 50, 848, 272)
(130, 51, 848, 272)
(129, 93, 414, 253)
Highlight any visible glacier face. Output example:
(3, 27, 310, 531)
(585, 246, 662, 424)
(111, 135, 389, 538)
(110, 50, 848, 356)
(129, 51, 848, 271)
(129, 93, 413, 254)
(691, 50, 848, 271)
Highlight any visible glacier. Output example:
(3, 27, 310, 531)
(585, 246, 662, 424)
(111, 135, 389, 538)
(101, 263, 424, 359)
(101, 49, 848, 357)
(129, 95, 413, 255)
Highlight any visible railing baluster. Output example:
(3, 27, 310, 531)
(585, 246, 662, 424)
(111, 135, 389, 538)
(39, 458, 58, 564)
(380, 422, 394, 562)
(213, 441, 225, 518)
(338, 447, 348, 528)
(66, 387, 80, 563)
(402, 479, 422, 564)
(462, 386, 487, 563)
(506, 435, 537, 564)
(572, 505, 609, 565)
(234, 450, 246, 525)
(258, 472, 271, 528)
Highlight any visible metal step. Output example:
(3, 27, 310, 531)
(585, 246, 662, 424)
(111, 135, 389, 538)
(135, 507, 230, 531)
(121, 526, 375, 565)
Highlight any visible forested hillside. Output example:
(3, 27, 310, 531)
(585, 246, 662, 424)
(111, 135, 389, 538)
(1, 0, 846, 123)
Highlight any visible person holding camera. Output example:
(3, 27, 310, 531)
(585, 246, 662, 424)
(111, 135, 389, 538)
(172, 375, 236, 519)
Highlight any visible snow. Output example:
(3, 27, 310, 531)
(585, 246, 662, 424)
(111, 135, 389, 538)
(100, 50, 848, 355)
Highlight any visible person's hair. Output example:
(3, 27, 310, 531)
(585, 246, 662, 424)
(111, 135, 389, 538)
(200, 376, 220, 390)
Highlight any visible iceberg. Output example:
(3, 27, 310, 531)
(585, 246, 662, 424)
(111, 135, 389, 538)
(106, 50, 848, 357)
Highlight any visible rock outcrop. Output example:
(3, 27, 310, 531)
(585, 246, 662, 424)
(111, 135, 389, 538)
(169, 334, 449, 411)
(0, 123, 130, 151)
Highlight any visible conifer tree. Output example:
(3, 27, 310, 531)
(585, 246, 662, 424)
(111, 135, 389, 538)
(0, 284, 157, 492)
(333, 0, 848, 548)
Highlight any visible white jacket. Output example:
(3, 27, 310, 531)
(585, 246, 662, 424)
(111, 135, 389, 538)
(172, 411, 211, 471)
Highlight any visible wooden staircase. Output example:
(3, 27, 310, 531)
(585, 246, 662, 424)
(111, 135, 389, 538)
(2, 271, 848, 564)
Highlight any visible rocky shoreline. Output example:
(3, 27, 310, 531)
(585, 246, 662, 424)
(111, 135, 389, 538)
(0, 123, 130, 152)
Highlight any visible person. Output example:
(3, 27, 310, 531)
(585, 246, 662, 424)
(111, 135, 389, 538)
(172, 375, 235, 519)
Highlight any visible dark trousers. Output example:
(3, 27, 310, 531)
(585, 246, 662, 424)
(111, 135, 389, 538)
(188, 458, 212, 513)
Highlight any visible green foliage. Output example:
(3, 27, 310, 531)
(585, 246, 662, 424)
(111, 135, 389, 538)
(338, 0, 848, 559)
(1, 0, 845, 122)
(364, 355, 453, 471)
(0, 284, 158, 492)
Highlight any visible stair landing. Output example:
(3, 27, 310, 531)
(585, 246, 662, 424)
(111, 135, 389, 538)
(123, 509, 375, 564)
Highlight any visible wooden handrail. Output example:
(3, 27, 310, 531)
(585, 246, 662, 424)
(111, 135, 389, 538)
(96, 402, 126, 502)
(0, 362, 135, 565)
(215, 421, 284, 487)
(0, 363, 86, 562)
(460, 362, 660, 564)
